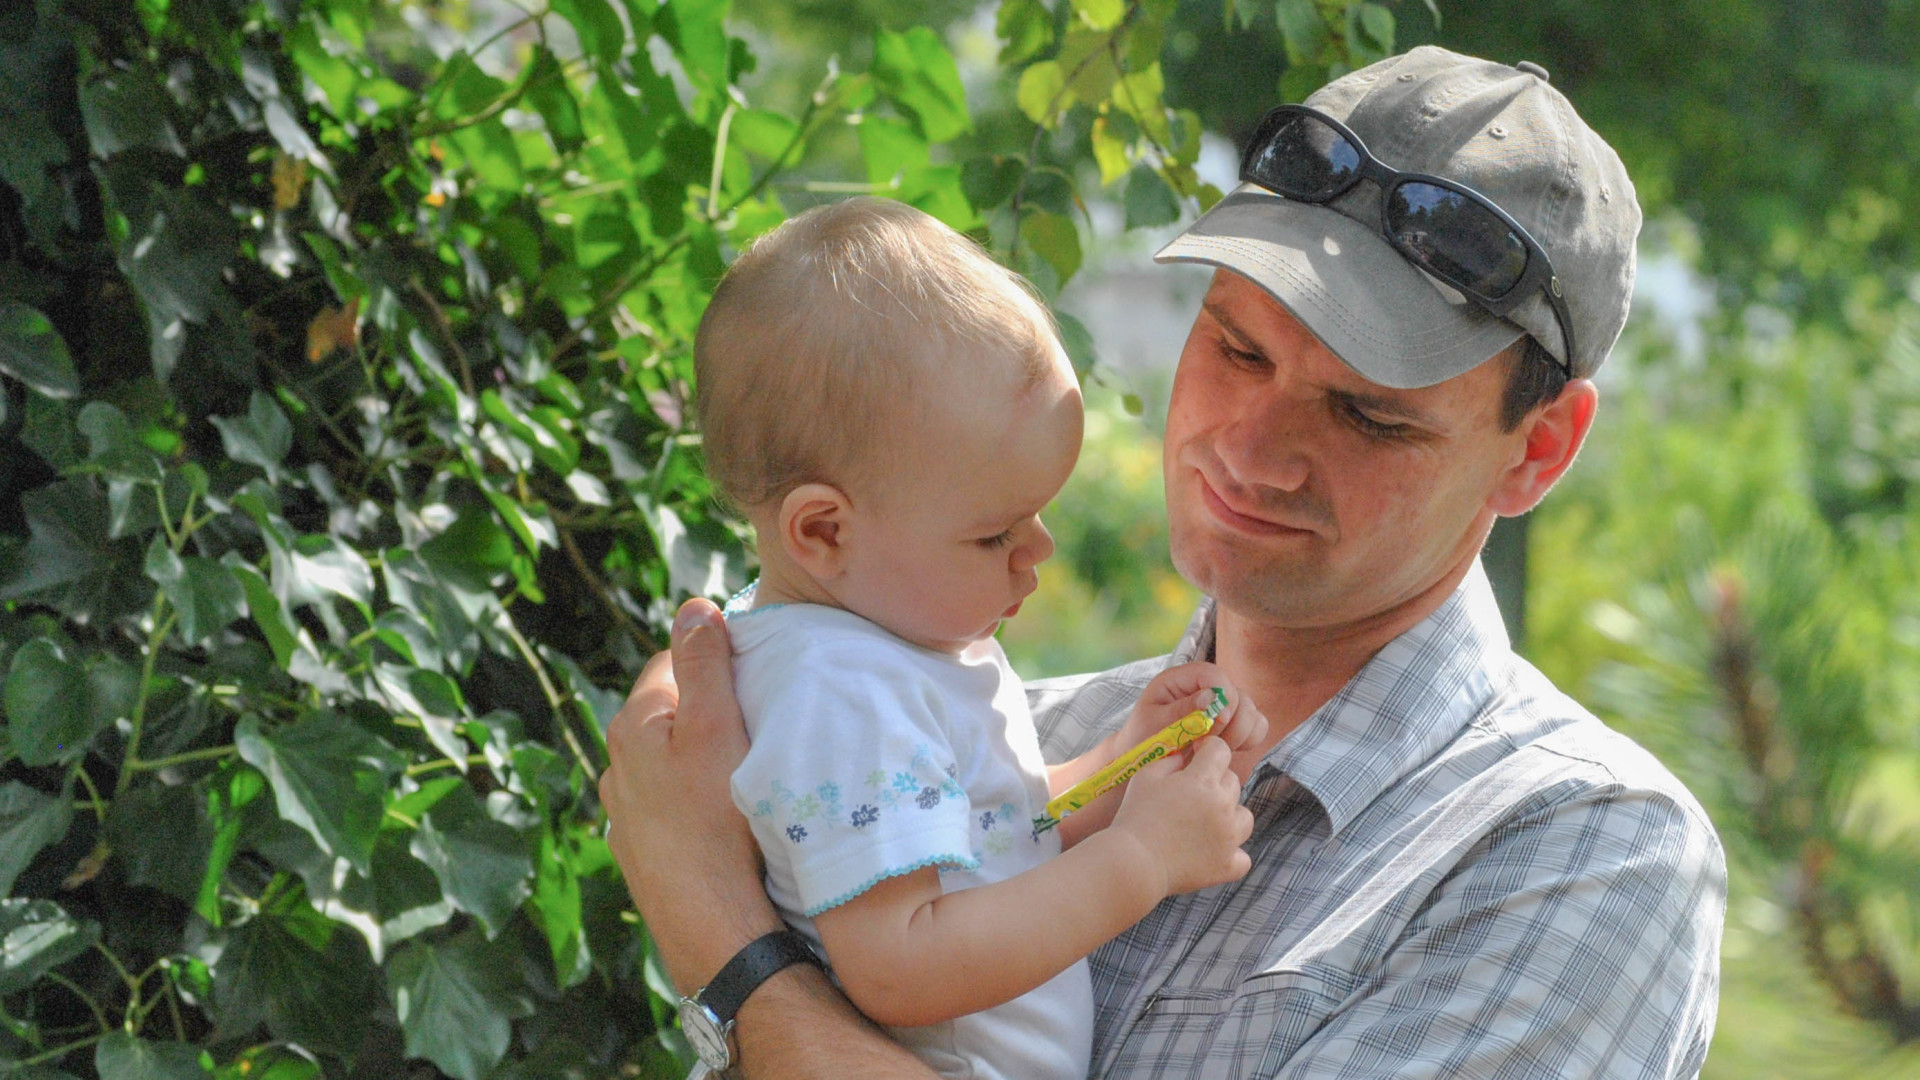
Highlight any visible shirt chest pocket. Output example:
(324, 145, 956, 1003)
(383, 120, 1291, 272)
(1113, 965, 1347, 1080)
(1208, 964, 1352, 1080)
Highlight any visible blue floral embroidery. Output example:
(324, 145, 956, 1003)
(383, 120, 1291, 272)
(751, 800, 773, 818)
(944, 763, 958, 779)
(851, 804, 879, 828)
(892, 771, 919, 794)
(999, 802, 1017, 821)
(980, 811, 996, 831)
(786, 824, 808, 843)
(916, 786, 942, 810)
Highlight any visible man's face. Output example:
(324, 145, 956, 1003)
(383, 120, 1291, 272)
(1163, 270, 1526, 629)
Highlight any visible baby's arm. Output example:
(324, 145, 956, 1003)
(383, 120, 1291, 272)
(813, 737, 1253, 1028)
(1046, 662, 1268, 847)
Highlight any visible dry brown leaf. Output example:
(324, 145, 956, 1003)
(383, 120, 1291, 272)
(271, 152, 309, 210)
(307, 297, 362, 362)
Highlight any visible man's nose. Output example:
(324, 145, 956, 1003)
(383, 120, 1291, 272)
(1214, 388, 1313, 494)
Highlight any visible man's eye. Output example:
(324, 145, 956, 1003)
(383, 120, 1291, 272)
(976, 529, 1016, 549)
(1219, 339, 1266, 369)
(1343, 403, 1410, 439)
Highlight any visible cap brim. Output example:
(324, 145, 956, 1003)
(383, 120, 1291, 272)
(1155, 185, 1523, 389)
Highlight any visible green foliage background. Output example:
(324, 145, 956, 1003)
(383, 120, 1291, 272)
(0, 0, 1391, 1076)
(3, 0, 1919, 1078)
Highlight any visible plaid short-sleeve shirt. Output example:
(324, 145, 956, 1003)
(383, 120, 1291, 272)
(1028, 562, 1726, 1079)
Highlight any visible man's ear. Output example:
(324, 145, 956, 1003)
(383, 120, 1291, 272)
(1488, 379, 1599, 517)
(778, 483, 855, 580)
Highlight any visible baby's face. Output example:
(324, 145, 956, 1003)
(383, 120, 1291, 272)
(835, 349, 1083, 654)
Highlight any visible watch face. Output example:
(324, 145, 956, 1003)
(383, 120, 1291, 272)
(678, 999, 732, 1070)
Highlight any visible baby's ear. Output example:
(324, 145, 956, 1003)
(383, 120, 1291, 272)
(779, 483, 853, 579)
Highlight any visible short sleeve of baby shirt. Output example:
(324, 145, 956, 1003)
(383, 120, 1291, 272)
(732, 638, 978, 917)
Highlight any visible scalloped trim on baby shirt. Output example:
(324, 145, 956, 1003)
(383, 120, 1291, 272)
(802, 852, 981, 917)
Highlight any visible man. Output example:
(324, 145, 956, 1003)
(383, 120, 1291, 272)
(600, 46, 1725, 1079)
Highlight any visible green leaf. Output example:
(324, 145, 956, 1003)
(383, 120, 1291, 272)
(961, 155, 1025, 211)
(0, 477, 143, 615)
(1356, 2, 1395, 55)
(104, 780, 212, 903)
(1016, 60, 1068, 127)
(93, 1032, 211, 1080)
(198, 767, 266, 924)
(227, 561, 296, 670)
(0, 898, 98, 995)
(209, 391, 293, 483)
(858, 115, 929, 187)
(1274, 0, 1332, 65)
(210, 898, 379, 1057)
(873, 28, 972, 143)
(3, 638, 137, 768)
(0, 781, 71, 896)
(658, 0, 730, 87)
(79, 72, 182, 158)
(212, 1047, 319, 1080)
(146, 538, 246, 646)
(0, 302, 78, 398)
(386, 928, 534, 1080)
(1022, 211, 1084, 289)
(523, 48, 586, 155)
(1124, 165, 1182, 229)
(532, 827, 591, 989)
(111, 186, 236, 384)
(1072, 0, 1126, 31)
(410, 785, 533, 939)
(1054, 310, 1100, 379)
(235, 713, 399, 875)
(729, 109, 799, 161)
(549, 0, 626, 66)
(1091, 116, 1130, 186)
(996, 0, 1054, 64)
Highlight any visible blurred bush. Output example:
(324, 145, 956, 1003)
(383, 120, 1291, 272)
(0, 0, 1388, 1076)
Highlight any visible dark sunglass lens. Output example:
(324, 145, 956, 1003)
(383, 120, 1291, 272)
(1385, 182, 1529, 296)
(1244, 114, 1361, 201)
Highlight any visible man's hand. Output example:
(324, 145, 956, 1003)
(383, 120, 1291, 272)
(600, 599, 781, 992)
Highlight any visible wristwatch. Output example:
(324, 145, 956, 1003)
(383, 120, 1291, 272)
(678, 929, 825, 1074)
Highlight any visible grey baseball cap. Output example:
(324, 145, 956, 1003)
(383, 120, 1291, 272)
(1155, 46, 1641, 388)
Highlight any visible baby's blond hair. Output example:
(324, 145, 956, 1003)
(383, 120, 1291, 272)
(694, 197, 1061, 511)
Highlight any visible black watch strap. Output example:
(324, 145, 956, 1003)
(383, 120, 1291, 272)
(699, 929, 822, 1023)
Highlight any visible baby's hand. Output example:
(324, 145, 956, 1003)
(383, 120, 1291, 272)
(1108, 737, 1253, 896)
(1120, 662, 1267, 756)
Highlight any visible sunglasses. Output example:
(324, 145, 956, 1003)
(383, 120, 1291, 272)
(1239, 104, 1576, 375)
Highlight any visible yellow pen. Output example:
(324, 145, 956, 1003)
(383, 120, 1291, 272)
(1032, 687, 1228, 834)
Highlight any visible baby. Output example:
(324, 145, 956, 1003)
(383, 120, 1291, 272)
(694, 197, 1259, 1080)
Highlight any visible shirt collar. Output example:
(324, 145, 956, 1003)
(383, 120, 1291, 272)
(1172, 560, 1511, 836)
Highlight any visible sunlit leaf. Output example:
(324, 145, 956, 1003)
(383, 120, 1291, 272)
(146, 537, 246, 646)
(0, 898, 97, 996)
(386, 928, 533, 1080)
(996, 0, 1054, 64)
(0, 301, 78, 398)
(873, 28, 971, 143)
(409, 785, 532, 938)
(209, 391, 294, 484)
(235, 713, 399, 875)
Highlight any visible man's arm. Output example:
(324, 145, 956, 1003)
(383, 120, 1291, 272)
(599, 600, 941, 1080)
(1267, 788, 1726, 1079)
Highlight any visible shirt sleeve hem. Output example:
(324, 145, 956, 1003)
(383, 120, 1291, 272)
(801, 852, 982, 918)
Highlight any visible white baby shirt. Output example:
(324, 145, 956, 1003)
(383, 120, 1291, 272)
(727, 599, 1094, 1080)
